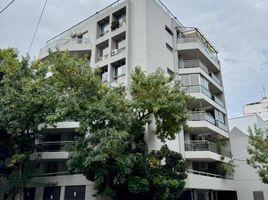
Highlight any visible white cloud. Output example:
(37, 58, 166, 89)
(0, 0, 267, 118)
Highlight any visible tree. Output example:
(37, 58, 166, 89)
(68, 67, 191, 199)
(0, 48, 53, 199)
(0, 48, 191, 199)
(0, 48, 99, 199)
(247, 125, 268, 184)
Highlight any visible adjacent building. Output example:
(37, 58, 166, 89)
(229, 114, 268, 200)
(244, 97, 268, 122)
(30, 0, 237, 199)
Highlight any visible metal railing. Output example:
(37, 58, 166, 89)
(38, 171, 70, 177)
(37, 141, 74, 152)
(178, 37, 219, 64)
(185, 140, 232, 158)
(187, 169, 223, 179)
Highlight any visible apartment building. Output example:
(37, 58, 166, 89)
(32, 0, 237, 199)
(244, 97, 268, 122)
(229, 114, 268, 200)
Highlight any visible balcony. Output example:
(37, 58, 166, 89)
(37, 141, 74, 152)
(183, 85, 225, 109)
(177, 29, 220, 71)
(39, 38, 91, 59)
(179, 60, 222, 87)
(189, 111, 228, 133)
(185, 140, 232, 158)
(186, 169, 235, 190)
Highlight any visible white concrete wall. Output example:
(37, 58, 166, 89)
(229, 117, 268, 200)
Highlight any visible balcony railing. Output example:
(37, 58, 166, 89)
(189, 111, 228, 132)
(183, 85, 225, 108)
(101, 72, 108, 82)
(178, 37, 219, 65)
(179, 59, 209, 74)
(185, 140, 232, 158)
(213, 95, 225, 108)
(38, 171, 70, 177)
(179, 59, 222, 87)
(183, 85, 212, 99)
(209, 72, 222, 86)
(216, 120, 228, 132)
(37, 141, 74, 152)
(189, 111, 215, 125)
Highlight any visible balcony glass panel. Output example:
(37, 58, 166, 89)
(185, 140, 232, 158)
(183, 85, 212, 99)
(189, 111, 215, 125)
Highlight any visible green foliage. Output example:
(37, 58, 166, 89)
(215, 137, 235, 176)
(68, 67, 190, 199)
(130, 67, 191, 142)
(0, 48, 191, 199)
(247, 125, 268, 184)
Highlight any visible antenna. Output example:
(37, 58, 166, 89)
(263, 85, 266, 98)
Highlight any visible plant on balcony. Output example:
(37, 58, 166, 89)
(111, 20, 120, 31)
(215, 137, 235, 177)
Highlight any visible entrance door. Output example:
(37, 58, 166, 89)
(43, 186, 61, 200)
(24, 188, 36, 200)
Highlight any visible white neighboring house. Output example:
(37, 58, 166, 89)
(12, 0, 237, 200)
(229, 114, 268, 200)
(244, 97, 268, 122)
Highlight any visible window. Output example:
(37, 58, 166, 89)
(24, 188, 36, 200)
(43, 187, 61, 200)
(166, 43, 173, 52)
(165, 25, 173, 36)
(253, 191, 264, 200)
(65, 186, 86, 200)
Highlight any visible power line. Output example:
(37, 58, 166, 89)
(0, 0, 15, 15)
(27, 0, 48, 54)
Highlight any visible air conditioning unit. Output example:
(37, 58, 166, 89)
(112, 49, 118, 56)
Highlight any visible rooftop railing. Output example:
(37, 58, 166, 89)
(178, 37, 219, 65)
(185, 140, 232, 158)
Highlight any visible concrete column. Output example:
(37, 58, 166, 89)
(35, 187, 44, 200)
(60, 186, 65, 200)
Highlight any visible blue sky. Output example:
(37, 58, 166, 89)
(0, 0, 268, 118)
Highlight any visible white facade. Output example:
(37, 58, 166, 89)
(229, 114, 268, 200)
(32, 0, 236, 200)
(244, 97, 268, 122)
